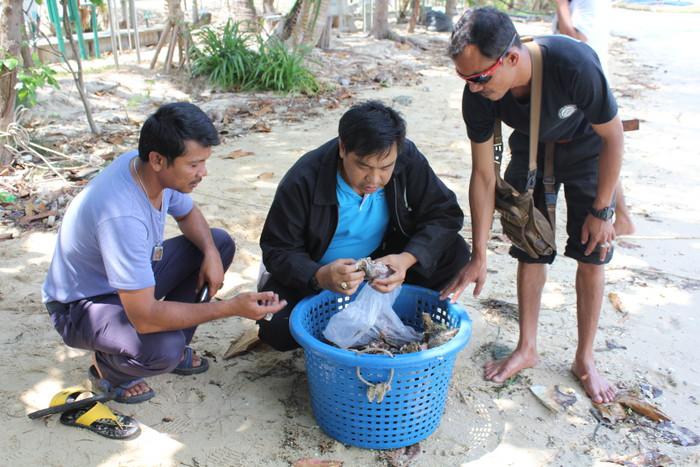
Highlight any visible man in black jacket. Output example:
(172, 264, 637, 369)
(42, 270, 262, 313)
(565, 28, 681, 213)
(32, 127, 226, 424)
(258, 101, 471, 350)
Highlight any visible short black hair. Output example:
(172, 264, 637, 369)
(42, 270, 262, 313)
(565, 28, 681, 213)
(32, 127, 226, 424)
(338, 100, 406, 158)
(449, 7, 521, 59)
(138, 102, 220, 164)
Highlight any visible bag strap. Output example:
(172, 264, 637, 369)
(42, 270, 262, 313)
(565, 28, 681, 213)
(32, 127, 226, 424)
(524, 40, 543, 193)
(492, 39, 543, 185)
(493, 118, 504, 174)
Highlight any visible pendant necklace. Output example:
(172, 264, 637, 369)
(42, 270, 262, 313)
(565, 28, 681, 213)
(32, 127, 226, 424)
(132, 157, 164, 261)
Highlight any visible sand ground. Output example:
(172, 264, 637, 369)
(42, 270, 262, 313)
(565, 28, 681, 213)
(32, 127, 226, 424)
(1, 7, 699, 467)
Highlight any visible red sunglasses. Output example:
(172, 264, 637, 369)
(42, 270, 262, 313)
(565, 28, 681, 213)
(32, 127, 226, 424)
(457, 34, 517, 84)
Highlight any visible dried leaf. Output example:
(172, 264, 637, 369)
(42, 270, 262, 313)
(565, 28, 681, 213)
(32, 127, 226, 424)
(292, 459, 343, 467)
(657, 421, 700, 446)
(606, 450, 672, 466)
(252, 121, 272, 133)
(19, 210, 57, 225)
(594, 401, 629, 423)
(253, 104, 274, 116)
(530, 385, 579, 413)
(617, 393, 671, 422)
(257, 172, 274, 181)
(608, 292, 627, 315)
(530, 385, 558, 412)
(223, 326, 261, 359)
(224, 149, 255, 160)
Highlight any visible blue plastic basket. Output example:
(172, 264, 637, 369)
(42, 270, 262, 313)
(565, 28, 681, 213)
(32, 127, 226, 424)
(290, 284, 472, 449)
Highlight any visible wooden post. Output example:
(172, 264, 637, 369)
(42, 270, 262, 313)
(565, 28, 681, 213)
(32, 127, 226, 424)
(129, 0, 140, 62)
(107, 0, 119, 67)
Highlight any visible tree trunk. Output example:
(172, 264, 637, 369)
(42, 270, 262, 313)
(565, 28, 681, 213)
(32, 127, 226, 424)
(278, 0, 331, 48)
(445, 0, 457, 18)
(371, 0, 390, 39)
(0, 0, 22, 166)
(231, 0, 256, 27)
(151, 0, 188, 70)
(408, 0, 419, 33)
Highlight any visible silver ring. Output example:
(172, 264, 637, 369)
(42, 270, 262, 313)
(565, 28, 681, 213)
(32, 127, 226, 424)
(599, 242, 611, 249)
(340, 281, 349, 290)
(263, 313, 273, 321)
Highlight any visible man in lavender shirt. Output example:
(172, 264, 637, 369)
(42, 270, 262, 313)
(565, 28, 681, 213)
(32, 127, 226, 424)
(43, 103, 285, 403)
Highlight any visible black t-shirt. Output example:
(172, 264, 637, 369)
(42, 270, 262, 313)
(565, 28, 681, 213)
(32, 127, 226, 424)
(461, 35, 618, 158)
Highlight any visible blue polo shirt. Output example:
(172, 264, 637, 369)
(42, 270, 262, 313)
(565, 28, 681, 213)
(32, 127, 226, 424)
(319, 172, 389, 265)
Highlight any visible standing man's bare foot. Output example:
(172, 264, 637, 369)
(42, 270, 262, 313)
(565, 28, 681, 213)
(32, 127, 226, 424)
(571, 359, 617, 403)
(614, 213, 635, 236)
(484, 348, 539, 383)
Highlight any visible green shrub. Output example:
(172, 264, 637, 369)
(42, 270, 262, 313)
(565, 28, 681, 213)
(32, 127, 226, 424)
(247, 37, 319, 94)
(1, 53, 59, 107)
(190, 20, 256, 90)
(190, 20, 319, 95)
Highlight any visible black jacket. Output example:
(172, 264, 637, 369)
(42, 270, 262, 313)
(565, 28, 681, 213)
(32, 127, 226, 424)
(260, 138, 464, 291)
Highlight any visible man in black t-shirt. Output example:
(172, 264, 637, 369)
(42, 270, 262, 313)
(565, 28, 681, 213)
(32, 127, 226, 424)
(441, 7, 624, 404)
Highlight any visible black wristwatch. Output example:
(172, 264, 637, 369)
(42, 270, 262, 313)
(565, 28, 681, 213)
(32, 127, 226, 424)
(589, 206, 614, 221)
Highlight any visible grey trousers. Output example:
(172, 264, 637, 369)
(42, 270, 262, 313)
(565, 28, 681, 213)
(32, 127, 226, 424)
(47, 228, 235, 385)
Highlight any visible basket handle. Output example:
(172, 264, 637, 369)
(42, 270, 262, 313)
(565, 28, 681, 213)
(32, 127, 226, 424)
(354, 348, 395, 404)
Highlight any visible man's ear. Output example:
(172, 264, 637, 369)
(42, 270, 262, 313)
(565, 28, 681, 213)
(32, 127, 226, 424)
(507, 50, 520, 67)
(149, 151, 165, 172)
(338, 139, 345, 159)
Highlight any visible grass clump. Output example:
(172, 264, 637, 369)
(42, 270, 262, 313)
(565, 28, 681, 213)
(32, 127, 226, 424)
(190, 20, 319, 95)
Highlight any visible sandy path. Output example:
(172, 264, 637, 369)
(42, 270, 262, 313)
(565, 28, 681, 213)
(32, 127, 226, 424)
(1, 8, 699, 467)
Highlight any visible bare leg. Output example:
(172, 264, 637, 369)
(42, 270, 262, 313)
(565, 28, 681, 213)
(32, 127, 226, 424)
(571, 262, 617, 403)
(484, 262, 545, 383)
(613, 180, 635, 236)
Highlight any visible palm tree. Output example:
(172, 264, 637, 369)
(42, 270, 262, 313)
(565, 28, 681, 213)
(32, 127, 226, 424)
(371, 0, 390, 39)
(277, 0, 331, 48)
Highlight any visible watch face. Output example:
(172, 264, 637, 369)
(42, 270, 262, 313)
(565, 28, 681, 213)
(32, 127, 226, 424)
(591, 207, 614, 220)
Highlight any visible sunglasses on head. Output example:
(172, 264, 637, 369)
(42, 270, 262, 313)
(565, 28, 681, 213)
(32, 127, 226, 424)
(457, 33, 517, 84)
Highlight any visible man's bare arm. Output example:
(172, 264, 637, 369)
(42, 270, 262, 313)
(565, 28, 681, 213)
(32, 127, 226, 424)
(440, 138, 496, 301)
(556, 0, 587, 41)
(119, 287, 286, 334)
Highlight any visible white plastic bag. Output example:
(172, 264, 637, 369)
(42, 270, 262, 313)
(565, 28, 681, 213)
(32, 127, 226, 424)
(323, 285, 421, 349)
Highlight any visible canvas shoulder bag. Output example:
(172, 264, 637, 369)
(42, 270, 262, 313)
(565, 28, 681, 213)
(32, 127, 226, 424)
(493, 40, 557, 259)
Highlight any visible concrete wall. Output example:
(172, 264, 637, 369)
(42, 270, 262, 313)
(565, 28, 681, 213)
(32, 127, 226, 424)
(37, 26, 164, 63)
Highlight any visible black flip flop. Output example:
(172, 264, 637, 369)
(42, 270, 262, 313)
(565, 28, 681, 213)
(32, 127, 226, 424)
(59, 402, 140, 440)
(28, 390, 115, 420)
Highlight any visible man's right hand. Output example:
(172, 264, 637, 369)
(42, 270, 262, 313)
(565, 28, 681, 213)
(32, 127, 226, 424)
(316, 259, 365, 295)
(228, 291, 287, 320)
(439, 257, 488, 303)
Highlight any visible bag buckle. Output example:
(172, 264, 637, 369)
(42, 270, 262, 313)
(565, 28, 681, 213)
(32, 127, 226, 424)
(493, 142, 503, 164)
(526, 170, 537, 191)
(543, 176, 555, 186)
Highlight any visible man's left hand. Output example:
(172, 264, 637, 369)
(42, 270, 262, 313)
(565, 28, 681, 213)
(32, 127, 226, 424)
(198, 250, 225, 298)
(370, 252, 417, 293)
(581, 215, 616, 261)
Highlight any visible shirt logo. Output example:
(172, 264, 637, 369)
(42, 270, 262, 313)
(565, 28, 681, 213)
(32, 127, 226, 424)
(558, 105, 577, 119)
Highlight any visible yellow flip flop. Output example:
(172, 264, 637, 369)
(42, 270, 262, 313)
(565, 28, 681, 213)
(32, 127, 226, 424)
(51, 387, 141, 440)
